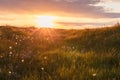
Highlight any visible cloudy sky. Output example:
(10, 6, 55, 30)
(0, 0, 120, 29)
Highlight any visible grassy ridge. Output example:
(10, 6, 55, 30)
(0, 25, 120, 80)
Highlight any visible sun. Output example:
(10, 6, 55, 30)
(36, 16, 56, 28)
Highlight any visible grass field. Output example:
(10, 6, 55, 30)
(0, 25, 120, 80)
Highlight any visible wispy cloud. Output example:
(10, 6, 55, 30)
(0, 0, 119, 18)
(0, 0, 120, 28)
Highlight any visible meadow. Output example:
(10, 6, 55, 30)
(0, 24, 120, 80)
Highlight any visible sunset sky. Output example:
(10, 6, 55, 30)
(0, 0, 120, 29)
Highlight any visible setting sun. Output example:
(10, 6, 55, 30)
(36, 16, 56, 28)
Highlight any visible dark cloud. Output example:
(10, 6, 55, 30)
(0, 0, 119, 18)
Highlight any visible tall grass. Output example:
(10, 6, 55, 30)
(0, 25, 120, 80)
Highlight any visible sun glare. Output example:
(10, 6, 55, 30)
(36, 16, 56, 28)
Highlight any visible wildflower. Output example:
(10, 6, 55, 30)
(0, 55, 3, 58)
(44, 56, 47, 60)
(15, 42, 18, 45)
(9, 51, 13, 55)
(18, 39, 22, 42)
(41, 67, 44, 71)
(9, 46, 12, 49)
(8, 71, 12, 74)
(21, 59, 24, 62)
(15, 37, 18, 40)
(72, 46, 75, 49)
(92, 73, 96, 77)
(9, 54, 11, 57)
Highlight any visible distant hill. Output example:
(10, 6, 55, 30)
(1, 25, 120, 53)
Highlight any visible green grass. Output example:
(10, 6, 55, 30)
(0, 25, 120, 80)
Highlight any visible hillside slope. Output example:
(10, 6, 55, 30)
(0, 25, 120, 80)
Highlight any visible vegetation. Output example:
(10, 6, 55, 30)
(0, 25, 120, 80)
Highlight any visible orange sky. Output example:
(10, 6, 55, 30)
(0, 0, 120, 29)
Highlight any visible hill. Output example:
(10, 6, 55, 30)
(0, 25, 120, 80)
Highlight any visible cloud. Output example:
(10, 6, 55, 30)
(0, 0, 120, 18)
(56, 21, 116, 29)
(57, 21, 114, 26)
